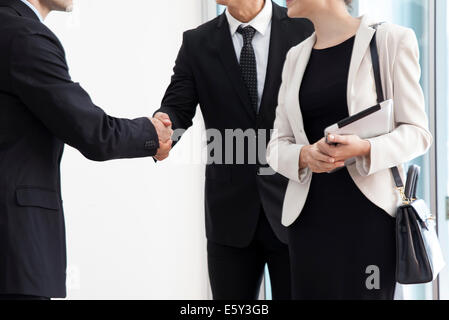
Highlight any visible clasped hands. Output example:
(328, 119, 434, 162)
(149, 112, 174, 161)
(299, 134, 371, 174)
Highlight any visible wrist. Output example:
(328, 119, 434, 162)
(359, 140, 371, 157)
(299, 146, 309, 170)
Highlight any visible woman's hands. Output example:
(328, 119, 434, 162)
(299, 134, 371, 174)
(319, 134, 371, 162)
(299, 138, 345, 173)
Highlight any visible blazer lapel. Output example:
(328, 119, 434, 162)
(258, 3, 288, 116)
(288, 16, 376, 143)
(287, 34, 315, 145)
(215, 13, 256, 120)
(347, 15, 376, 115)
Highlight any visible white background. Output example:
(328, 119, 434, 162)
(45, 0, 210, 299)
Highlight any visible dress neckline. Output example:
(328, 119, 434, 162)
(312, 35, 355, 53)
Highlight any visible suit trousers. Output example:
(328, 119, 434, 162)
(207, 210, 291, 300)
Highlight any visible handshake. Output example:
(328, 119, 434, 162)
(149, 112, 174, 161)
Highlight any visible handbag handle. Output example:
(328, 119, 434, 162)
(369, 24, 407, 197)
(405, 164, 420, 200)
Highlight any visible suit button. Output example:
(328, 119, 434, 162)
(145, 140, 157, 149)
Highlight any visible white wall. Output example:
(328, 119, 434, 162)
(44, 0, 210, 299)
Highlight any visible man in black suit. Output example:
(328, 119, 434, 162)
(154, 0, 313, 299)
(0, 0, 173, 300)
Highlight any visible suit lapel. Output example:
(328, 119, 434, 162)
(215, 13, 256, 120)
(258, 3, 288, 116)
(0, 0, 41, 21)
(346, 15, 375, 115)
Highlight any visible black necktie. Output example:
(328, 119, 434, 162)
(237, 25, 258, 113)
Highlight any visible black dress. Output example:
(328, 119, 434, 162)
(288, 36, 397, 300)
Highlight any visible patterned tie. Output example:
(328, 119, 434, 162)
(237, 25, 258, 113)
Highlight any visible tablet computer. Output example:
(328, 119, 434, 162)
(324, 99, 393, 143)
(324, 99, 393, 171)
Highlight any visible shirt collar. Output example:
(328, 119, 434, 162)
(20, 0, 44, 22)
(225, 0, 272, 37)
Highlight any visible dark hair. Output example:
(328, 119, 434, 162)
(344, 0, 353, 5)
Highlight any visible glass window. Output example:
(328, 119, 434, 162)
(436, 0, 449, 300)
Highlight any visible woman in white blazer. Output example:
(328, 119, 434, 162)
(266, 0, 432, 300)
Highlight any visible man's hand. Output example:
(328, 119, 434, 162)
(154, 138, 172, 161)
(149, 113, 173, 161)
(154, 112, 172, 128)
(299, 137, 346, 174)
(317, 134, 371, 163)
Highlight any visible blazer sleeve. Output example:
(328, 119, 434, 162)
(154, 32, 199, 141)
(9, 32, 159, 161)
(266, 49, 312, 184)
(355, 29, 433, 176)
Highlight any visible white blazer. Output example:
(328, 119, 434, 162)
(266, 15, 433, 227)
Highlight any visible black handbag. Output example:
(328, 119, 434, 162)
(370, 25, 445, 284)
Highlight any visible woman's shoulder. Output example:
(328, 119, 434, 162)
(374, 21, 418, 47)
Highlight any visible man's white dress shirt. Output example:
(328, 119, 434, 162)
(225, 0, 273, 111)
(20, 0, 44, 22)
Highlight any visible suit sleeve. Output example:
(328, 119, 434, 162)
(154, 32, 199, 141)
(9, 32, 159, 161)
(266, 49, 312, 184)
(355, 29, 433, 176)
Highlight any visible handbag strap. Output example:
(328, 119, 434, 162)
(369, 23, 404, 189)
(370, 29, 385, 103)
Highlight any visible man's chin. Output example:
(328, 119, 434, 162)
(54, 0, 74, 13)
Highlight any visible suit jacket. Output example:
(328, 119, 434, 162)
(155, 2, 314, 247)
(0, 0, 159, 298)
(267, 15, 433, 227)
